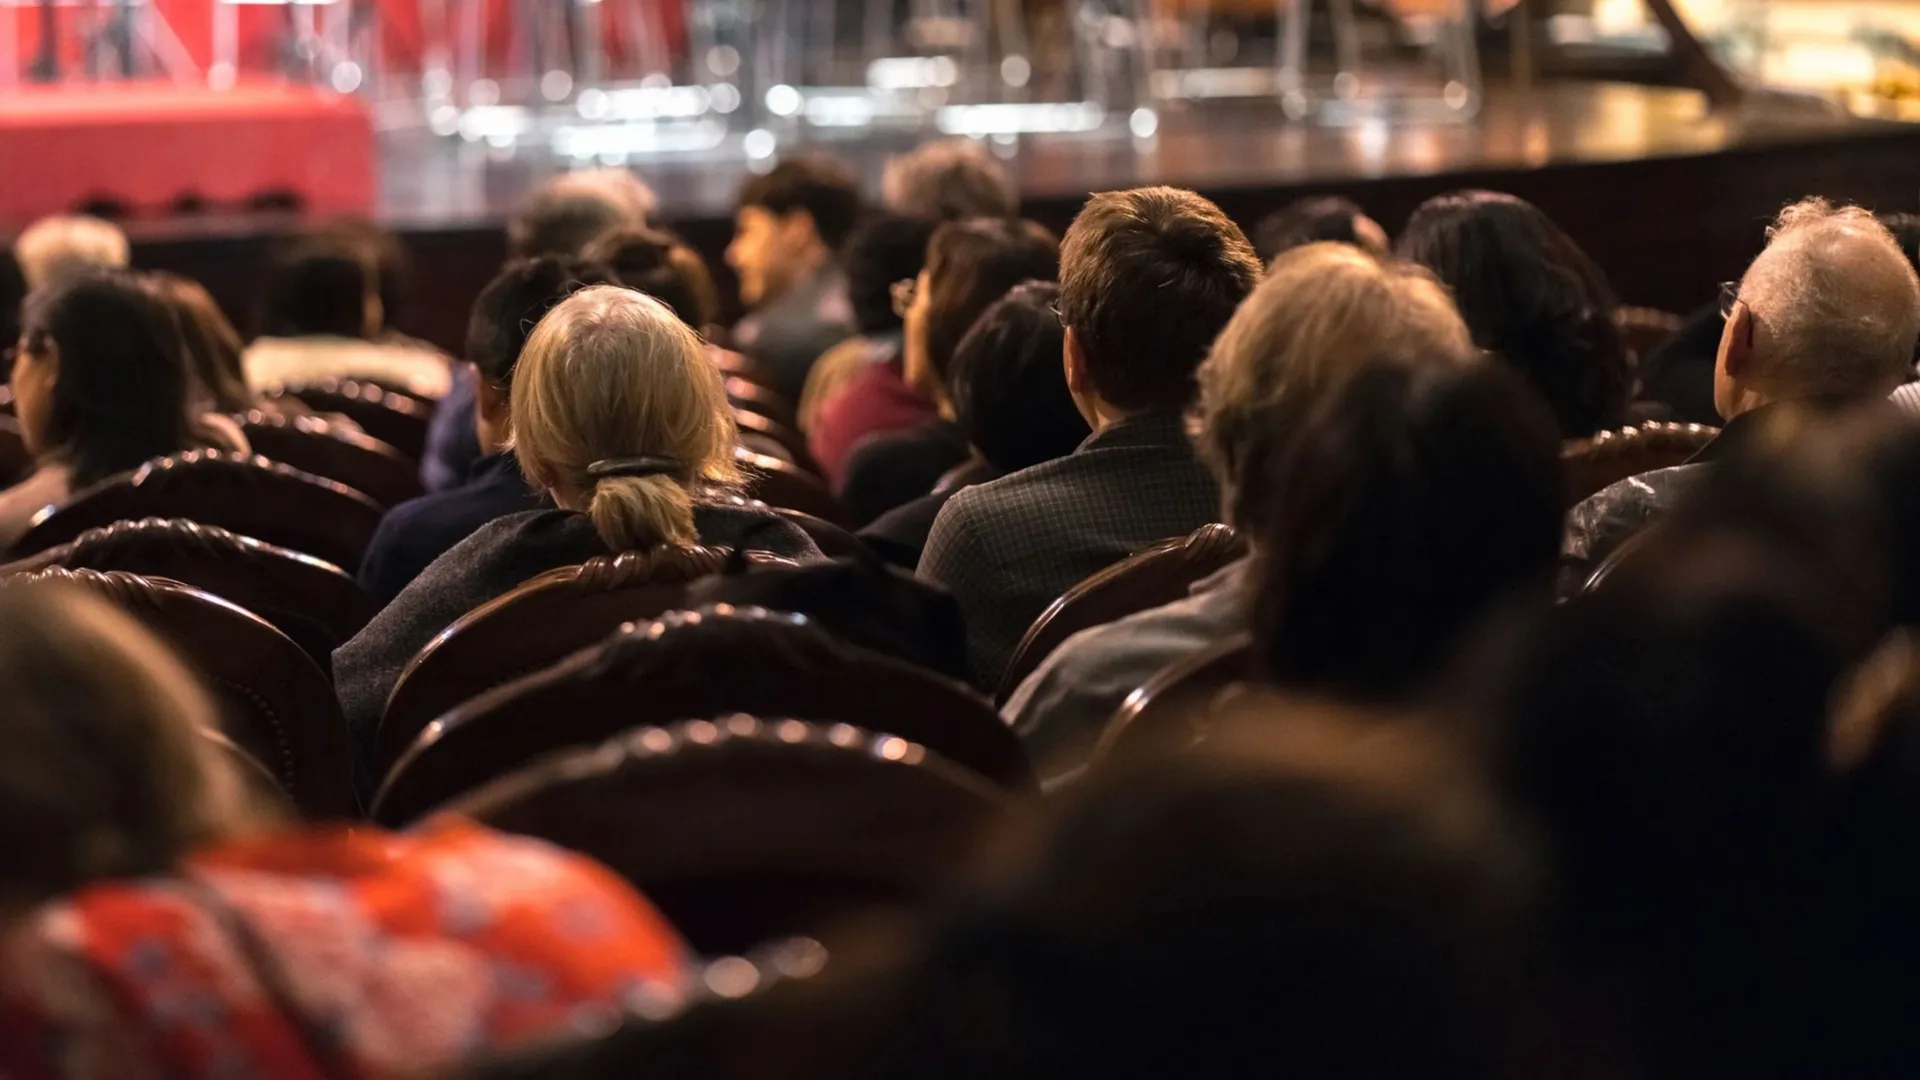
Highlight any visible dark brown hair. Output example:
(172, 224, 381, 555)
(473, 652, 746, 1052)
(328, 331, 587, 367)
(921, 217, 1059, 393)
(736, 155, 864, 252)
(585, 227, 720, 331)
(146, 272, 254, 414)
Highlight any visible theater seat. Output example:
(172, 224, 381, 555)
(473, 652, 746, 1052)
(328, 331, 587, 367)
(1094, 633, 1253, 774)
(734, 410, 813, 470)
(997, 523, 1245, 705)
(445, 718, 1004, 955)
(10, 450, 385, 570)
(373, 605, 1034, 825)
(4, 567, 355, 817)
(737, 448, 844, 524)
(266, 379, 436, 462)
(238, 411, 424, 509)
(2, 517, 377, 674)
(1562, 421, 1719, 506)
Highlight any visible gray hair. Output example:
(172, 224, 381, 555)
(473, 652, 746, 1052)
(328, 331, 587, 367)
(1740, 198, 1920, 395)
(881, 139, 1018, 221)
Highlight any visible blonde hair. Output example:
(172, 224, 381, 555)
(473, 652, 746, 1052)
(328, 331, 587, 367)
(15, 214, 131, 289)
(512, 285, 742, 550)
(1195, 242, 1476, 508)
(0, 582, 252, 913)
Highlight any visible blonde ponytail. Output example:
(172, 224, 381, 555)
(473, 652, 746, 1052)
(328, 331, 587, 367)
(588, 473, 698, 549)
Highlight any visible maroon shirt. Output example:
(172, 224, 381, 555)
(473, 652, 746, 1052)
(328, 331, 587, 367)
(808, 356, 939, 490)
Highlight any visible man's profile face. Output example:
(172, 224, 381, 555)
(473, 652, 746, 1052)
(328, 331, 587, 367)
(726, 206, 814, 308)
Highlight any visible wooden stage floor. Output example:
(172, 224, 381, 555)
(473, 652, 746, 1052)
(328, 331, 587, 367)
(129, 79, 1920, 354)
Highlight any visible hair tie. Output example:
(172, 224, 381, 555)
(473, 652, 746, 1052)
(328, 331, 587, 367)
(585, 455, 685, 481)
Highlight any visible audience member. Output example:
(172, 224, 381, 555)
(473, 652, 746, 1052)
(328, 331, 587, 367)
(586, 226, 721, 332)
(145, 271, 256, 415)
(508, 168, 658, 258)
(919, 186, 1260, 689)
(880, 138, 1019, 222)
(333, 286, 821, 759)
(860, 281, 1085, 568)
(1251, 194, 1388, 263)
(1005, 246, 1478, 777)
(1399, 189, 1629, 438)
(838, 217, 1059, 525)
(13, 214, 129, 290)
(0, 581, 689, 1078)
(804, 214, 939, 478)
(0, 269, 205, 549)
(245, 234, 453, 398)
(1565, 198, 1920, 585)
(356, 256, 618, 604)
(0, 246, 26, 348)
(726, 155, 861, 400)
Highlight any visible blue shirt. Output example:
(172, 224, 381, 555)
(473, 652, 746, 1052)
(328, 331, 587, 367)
(357, 450, 547, 605)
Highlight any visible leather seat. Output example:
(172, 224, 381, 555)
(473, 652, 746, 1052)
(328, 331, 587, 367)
(734, 410, 813, 471)
(373, 605, 1034, 825)
(266, 378, 436, 462)
(10, 450, 384, 571)
(445, 718, 1005, 955)
(1562, 421, 1719, 506)
(738, 448, 844, 524)
(239, 411, 425, 509)
(5, 567, 355, 816)
(2, 516, 377, 674)
(1094, 633, 1253, 774)
(997, 523, 1245, 704)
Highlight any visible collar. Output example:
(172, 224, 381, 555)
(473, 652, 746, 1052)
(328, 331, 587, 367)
(1689, 394, 1870, 465)
(1076, 411, 1194, 455)
(467, 449, 526, 484)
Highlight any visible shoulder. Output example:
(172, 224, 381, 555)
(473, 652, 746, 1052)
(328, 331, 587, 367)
(693, 501, 823, 560)
(1565, 463, 1705, 563)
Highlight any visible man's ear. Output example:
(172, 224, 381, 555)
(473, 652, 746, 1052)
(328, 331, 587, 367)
(1063, 327, 1092, 396)
(782, 209, 824, 252)
(1722, 301, 1756, 380)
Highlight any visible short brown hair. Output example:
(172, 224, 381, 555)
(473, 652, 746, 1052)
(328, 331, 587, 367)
(1057, 187, 1262, 413)
(736, 155, 864, 251)
(586, 227, 721, 330)
(921, 217, 1059, 392)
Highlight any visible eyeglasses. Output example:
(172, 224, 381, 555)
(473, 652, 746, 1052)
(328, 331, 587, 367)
(1718, 280, 1742, 319)
(1049, 301, 1068, 329)
(890, 277, 918, 319)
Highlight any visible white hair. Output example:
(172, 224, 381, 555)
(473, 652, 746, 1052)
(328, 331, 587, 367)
(882, 139, 1018, 221)
(1740, 198, 1920, 395)
(15, 215, 130, 290)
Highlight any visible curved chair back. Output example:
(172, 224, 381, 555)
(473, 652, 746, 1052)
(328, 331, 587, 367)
(375, 546, 736, 771)
(997, 524, 1245, 704)
(445, 719, 1005, 955)
(2, 517, 377, 673)
(10, 450, 385, 570)
(726, 376, 799, 428)
(1615, 305, 1686, 365)
(1562, 421, 1719, 506)
(238, 411, 424, 509)
(266, 379, 435, 462)
(4, 568, 355, 816)
(734, 410, 812, 469)
(1094, 633, 1253, 774)
(738, 448, 843, 524)
(0, 415, 28, 487)
(374, 606, 1033, 825)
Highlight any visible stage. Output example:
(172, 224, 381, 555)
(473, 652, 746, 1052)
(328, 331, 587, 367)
(112, 78, 1920, 353)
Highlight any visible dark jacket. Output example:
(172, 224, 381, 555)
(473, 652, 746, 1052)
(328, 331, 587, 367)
(419, 366, 484, 493)
(357, 451, 547, 605)
(334, 503, 823, 764)
(917, 412, 1222, 690)
(859, 459, 1001, 570)
(732, 267, 855, 402)
(838, 419, 970, 528)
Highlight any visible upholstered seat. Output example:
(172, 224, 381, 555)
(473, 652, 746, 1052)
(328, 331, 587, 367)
(238, 411, 424, 509)
(373, 606, 1033, 825)
(445, 718, 1005, 954)
(266, 379, 436, 462)
(10, 450, 384, 570)
(734, 410, 813, 470)
(1562, 421, 1719, 506)
(737, 448, 844, 524)
(725, 376, 799, 428)
(1094, 633, 1253, 773)
(997, 523, 1245, 704)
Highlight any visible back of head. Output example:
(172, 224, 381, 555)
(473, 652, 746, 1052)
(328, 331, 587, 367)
(1198, 243, 1475, 514)
(1399, 190, 1627, 437)
(0, 582, 245, 914)
(585, 227, 719, 330)
(1, 245, 25, 348)
(1738, 198, 1920, 399)
(260, 235, 376, 340)
(1252, 195, 1385, 262)
(145, 271, 252, 414)
(1057, 186, 1263, 413)
(842, 213, 939, 335)
(20, 267, 195, 487)
(1247, 353, 1563, 703)
(511, 285, 741, 550)
(14, 215, 130, 291)
(948, 281, 1086, 473)
(737, 155, 864, 252)
(919, 217, 1059, 392)
(509, 168, 658, 258)
(467, 255, 621, 387)
(881, 138, 1019, 222)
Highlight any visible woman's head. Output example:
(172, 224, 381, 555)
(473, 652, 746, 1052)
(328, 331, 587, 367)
(585, 227, 721, 332)
(512, 285, 742, 550)
(145, 271, 254, 414)
(1398, 190, 1628, 438)
(259, 234, 379, 340)
(14, 267, 195, 487)
(902, 217, 1059, 407)
(1246, 352, 1563, 704)
(841, 214, 939, 337)
(1196, 243, 1474, 521)
(0, 582, 249, 913)
(948, 281, 1088, 473)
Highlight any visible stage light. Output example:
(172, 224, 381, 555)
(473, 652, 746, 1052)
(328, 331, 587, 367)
(707, 45, 742, 79)
(330, 62, 362, 95)
(743, 129, 777, 159)
(542, 71, 573, 102)
(765, 84, 803, 117)
(710, 84, 742, 114)
(577, 89, 610, 120)
(470, 79, 499, 107)
(1000, 55, 1031, 88)
(1129, 107, 1159, 139)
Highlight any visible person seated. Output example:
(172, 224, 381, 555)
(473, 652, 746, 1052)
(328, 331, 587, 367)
(1003, 246, 1478, 780)
(508, 168, 658, 259)
(725, 155, 861, 402)
(1251, 194, 1388, 264)
(356, 256, 619, 605)
(243, 234, 452, 400)
(0, 581, 688, 1079)
(880, 137, 1020, 223)
(12, 214, 129, 290)
(804, 214, 939, 479)
(586, 227, 721, 335)
(146, 271, 257, 416)
(1564, 198, 1920, 587)
(918, 186, 1261, 690)
(0, 247, 24, 348)
(859, 281, 1086, 569)
(837, 217, 1059, 526)
(0, 269, 220, 550)
(1399, 189, 1629, 438)
(333, 285, 823, 751)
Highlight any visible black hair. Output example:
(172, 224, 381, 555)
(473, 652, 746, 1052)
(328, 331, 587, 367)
(0, 245, 24, 349)
(258, 236, 374, 340)
(466, 256, 620, 386)
(841, 214, 939, 335)
(919, 217, 1059, 393)
(948, 281, 1087, 473)
(1252, 195, 1376, 262)
(736, 155, 864, 252)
